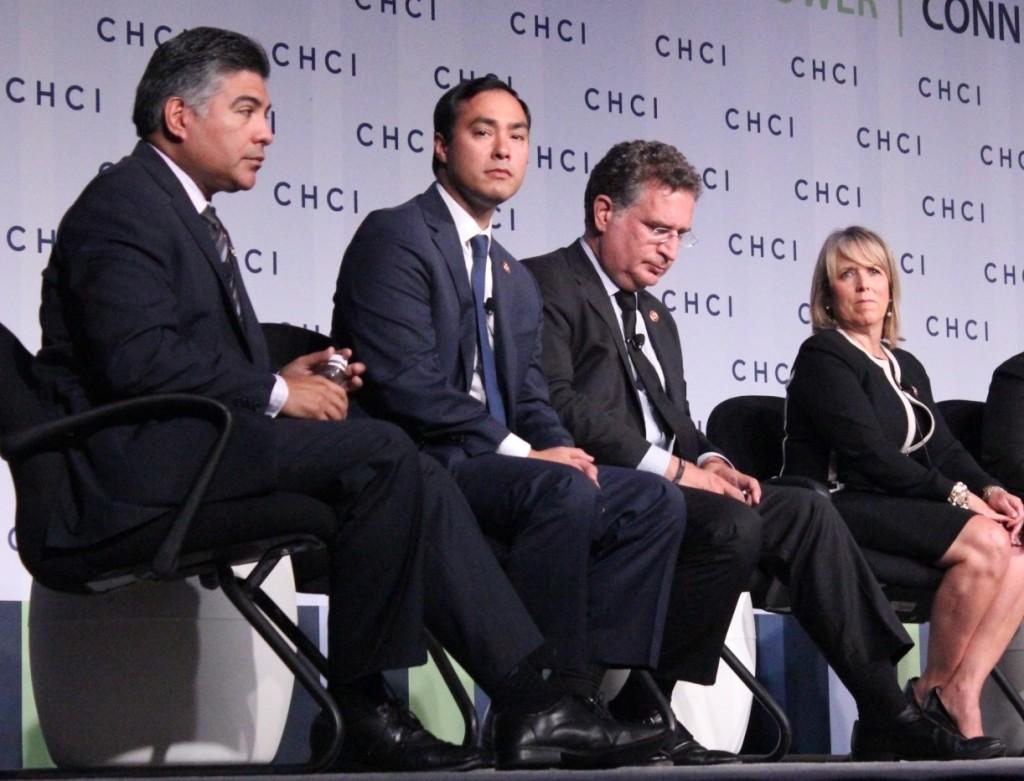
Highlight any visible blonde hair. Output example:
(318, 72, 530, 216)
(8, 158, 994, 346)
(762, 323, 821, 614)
(809, 225, 902, 344)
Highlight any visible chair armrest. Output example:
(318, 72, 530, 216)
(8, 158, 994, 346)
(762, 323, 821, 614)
(765, 475, 830, 498)
(0, 393, 233, 579)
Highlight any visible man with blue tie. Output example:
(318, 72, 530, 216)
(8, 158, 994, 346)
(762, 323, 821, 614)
(332, 78, 687, 767)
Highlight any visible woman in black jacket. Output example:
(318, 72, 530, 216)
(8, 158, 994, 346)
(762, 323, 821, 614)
(783, 225, 1024, 742)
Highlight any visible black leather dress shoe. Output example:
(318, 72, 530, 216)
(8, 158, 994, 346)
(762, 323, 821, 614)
(488, 694, 666, 769)
(311, 699, 488, 772)
(850, 703, 1005, 761)
(632, 708, 740, 765)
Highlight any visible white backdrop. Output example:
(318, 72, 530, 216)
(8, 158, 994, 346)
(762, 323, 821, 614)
(3, 0, 1023, 601)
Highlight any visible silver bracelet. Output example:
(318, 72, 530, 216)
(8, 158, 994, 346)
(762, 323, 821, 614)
(948, 481, 970, 510)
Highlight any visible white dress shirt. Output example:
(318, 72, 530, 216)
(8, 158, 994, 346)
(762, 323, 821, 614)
(579, 238, 729, 475)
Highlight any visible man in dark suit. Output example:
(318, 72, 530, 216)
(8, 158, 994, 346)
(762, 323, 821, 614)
(333, 79, 685, 766)
(34, 28, 658, 773)
(523, 139, 992, 761)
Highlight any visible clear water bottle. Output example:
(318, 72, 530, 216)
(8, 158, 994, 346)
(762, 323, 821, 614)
(316, 353, 349, 384)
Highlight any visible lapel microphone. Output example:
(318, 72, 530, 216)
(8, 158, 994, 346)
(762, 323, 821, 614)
(484, 297, 496, 315)
(628, 333, 646, 350)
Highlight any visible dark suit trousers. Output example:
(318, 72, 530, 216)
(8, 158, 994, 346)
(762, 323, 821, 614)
(450, 455, 685, 671)
(660, 484, 911, 692)
(271, 418, 543, 692)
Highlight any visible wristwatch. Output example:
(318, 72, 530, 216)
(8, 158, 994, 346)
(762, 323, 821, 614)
(671, 459, 686, 484)
(947, 481, 970, 510)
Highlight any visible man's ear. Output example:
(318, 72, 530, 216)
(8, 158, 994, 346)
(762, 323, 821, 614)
(433, 132, 448, 168)
(162, 97, 189, 141)
(592, 194, 614, 233)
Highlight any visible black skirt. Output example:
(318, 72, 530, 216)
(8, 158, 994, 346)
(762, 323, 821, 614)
(831, 490, 972, 564)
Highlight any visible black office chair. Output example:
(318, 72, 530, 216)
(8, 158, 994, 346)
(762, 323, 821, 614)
(261, 321, 479, 747)
(936, 399, 984, 463)
(0, 321, 343, 774)
(707, 395, 1024, 731)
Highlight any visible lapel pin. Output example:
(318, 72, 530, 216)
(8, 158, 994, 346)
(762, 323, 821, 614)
(648, 310, 660, 323)
(502, 260, 511, 274)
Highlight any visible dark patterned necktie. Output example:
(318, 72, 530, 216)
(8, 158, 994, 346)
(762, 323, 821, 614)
(469, 234, 507, 425)
(201, 205, 244, 322)
(614, 290, 699, 457)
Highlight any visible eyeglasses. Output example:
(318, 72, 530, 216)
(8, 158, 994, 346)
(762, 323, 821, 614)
(643, 222, 698, 250)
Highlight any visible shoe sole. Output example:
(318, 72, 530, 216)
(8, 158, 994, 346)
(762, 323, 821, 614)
(497, 735, 665, 770)
(851, 745, 1007, 762)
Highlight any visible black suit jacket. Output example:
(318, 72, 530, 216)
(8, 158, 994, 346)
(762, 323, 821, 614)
(332, 185, 572, 467)
(783, 329, 993, 499)
(983, 352, 1024, 493)
(523, 241, 716, 467)
(36, 142, 276, 546)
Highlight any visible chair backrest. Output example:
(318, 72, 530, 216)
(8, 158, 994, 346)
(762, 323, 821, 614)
(0, 323, 49, 436)
(936, 398, 985, 462)
(261, 322, 332, 370)
(0, 323, 82, 589)
(706, 395, 786, 479)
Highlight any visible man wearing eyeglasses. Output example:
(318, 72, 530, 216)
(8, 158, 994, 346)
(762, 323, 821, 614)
(523, 140, 978, 762)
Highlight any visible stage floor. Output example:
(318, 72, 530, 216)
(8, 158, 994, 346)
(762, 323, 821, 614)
(4, 757, 1024, 781)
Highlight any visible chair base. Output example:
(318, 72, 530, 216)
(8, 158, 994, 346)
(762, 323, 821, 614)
(28, 562, 297, 767)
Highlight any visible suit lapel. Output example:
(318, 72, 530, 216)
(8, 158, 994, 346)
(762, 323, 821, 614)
(567, 243, 643, 410)
(490, 240, 515, 416)
(418, 187, 476, 390)
(638, 293, 681, 400)
(134, 143, 265, 364)
(638, 291, 698, 458)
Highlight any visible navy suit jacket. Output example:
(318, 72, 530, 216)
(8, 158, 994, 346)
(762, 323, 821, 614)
(523, 241, 716, 468)
(332, 185, 572, 466)
(36, 142, 276, 547)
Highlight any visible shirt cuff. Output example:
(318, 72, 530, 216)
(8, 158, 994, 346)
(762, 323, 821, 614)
(497, 432, 532, 458)
(637, 444, 673, 477)
(698, 451, 733, 469)
(266, 374, 288, 417)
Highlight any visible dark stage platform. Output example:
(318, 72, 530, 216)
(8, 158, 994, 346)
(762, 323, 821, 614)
(5, 759, 1024, 781)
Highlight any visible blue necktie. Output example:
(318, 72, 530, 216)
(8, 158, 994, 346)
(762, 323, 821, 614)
(470, 234, 507, 425)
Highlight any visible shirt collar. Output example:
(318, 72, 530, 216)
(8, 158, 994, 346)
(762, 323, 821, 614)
(148, 143, 209, 214)
(578, 237, 626, 300)
(434, 182, 492, 247)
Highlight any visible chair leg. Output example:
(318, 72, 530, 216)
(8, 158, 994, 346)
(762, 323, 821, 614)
(248, 558, 477, 748)
(634, 669, 676, 745)
(251, 585, 329, 676)
(990, 664, 1024, 726)
(425, 631, 479, 747)
(719, 645, 791, 762)
(217, 563, 343, 772)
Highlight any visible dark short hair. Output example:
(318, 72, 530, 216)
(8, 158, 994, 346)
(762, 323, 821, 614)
(583, 140, 703, 235)
(432, 76, 531, 174)
(132, 26, 270, 138)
